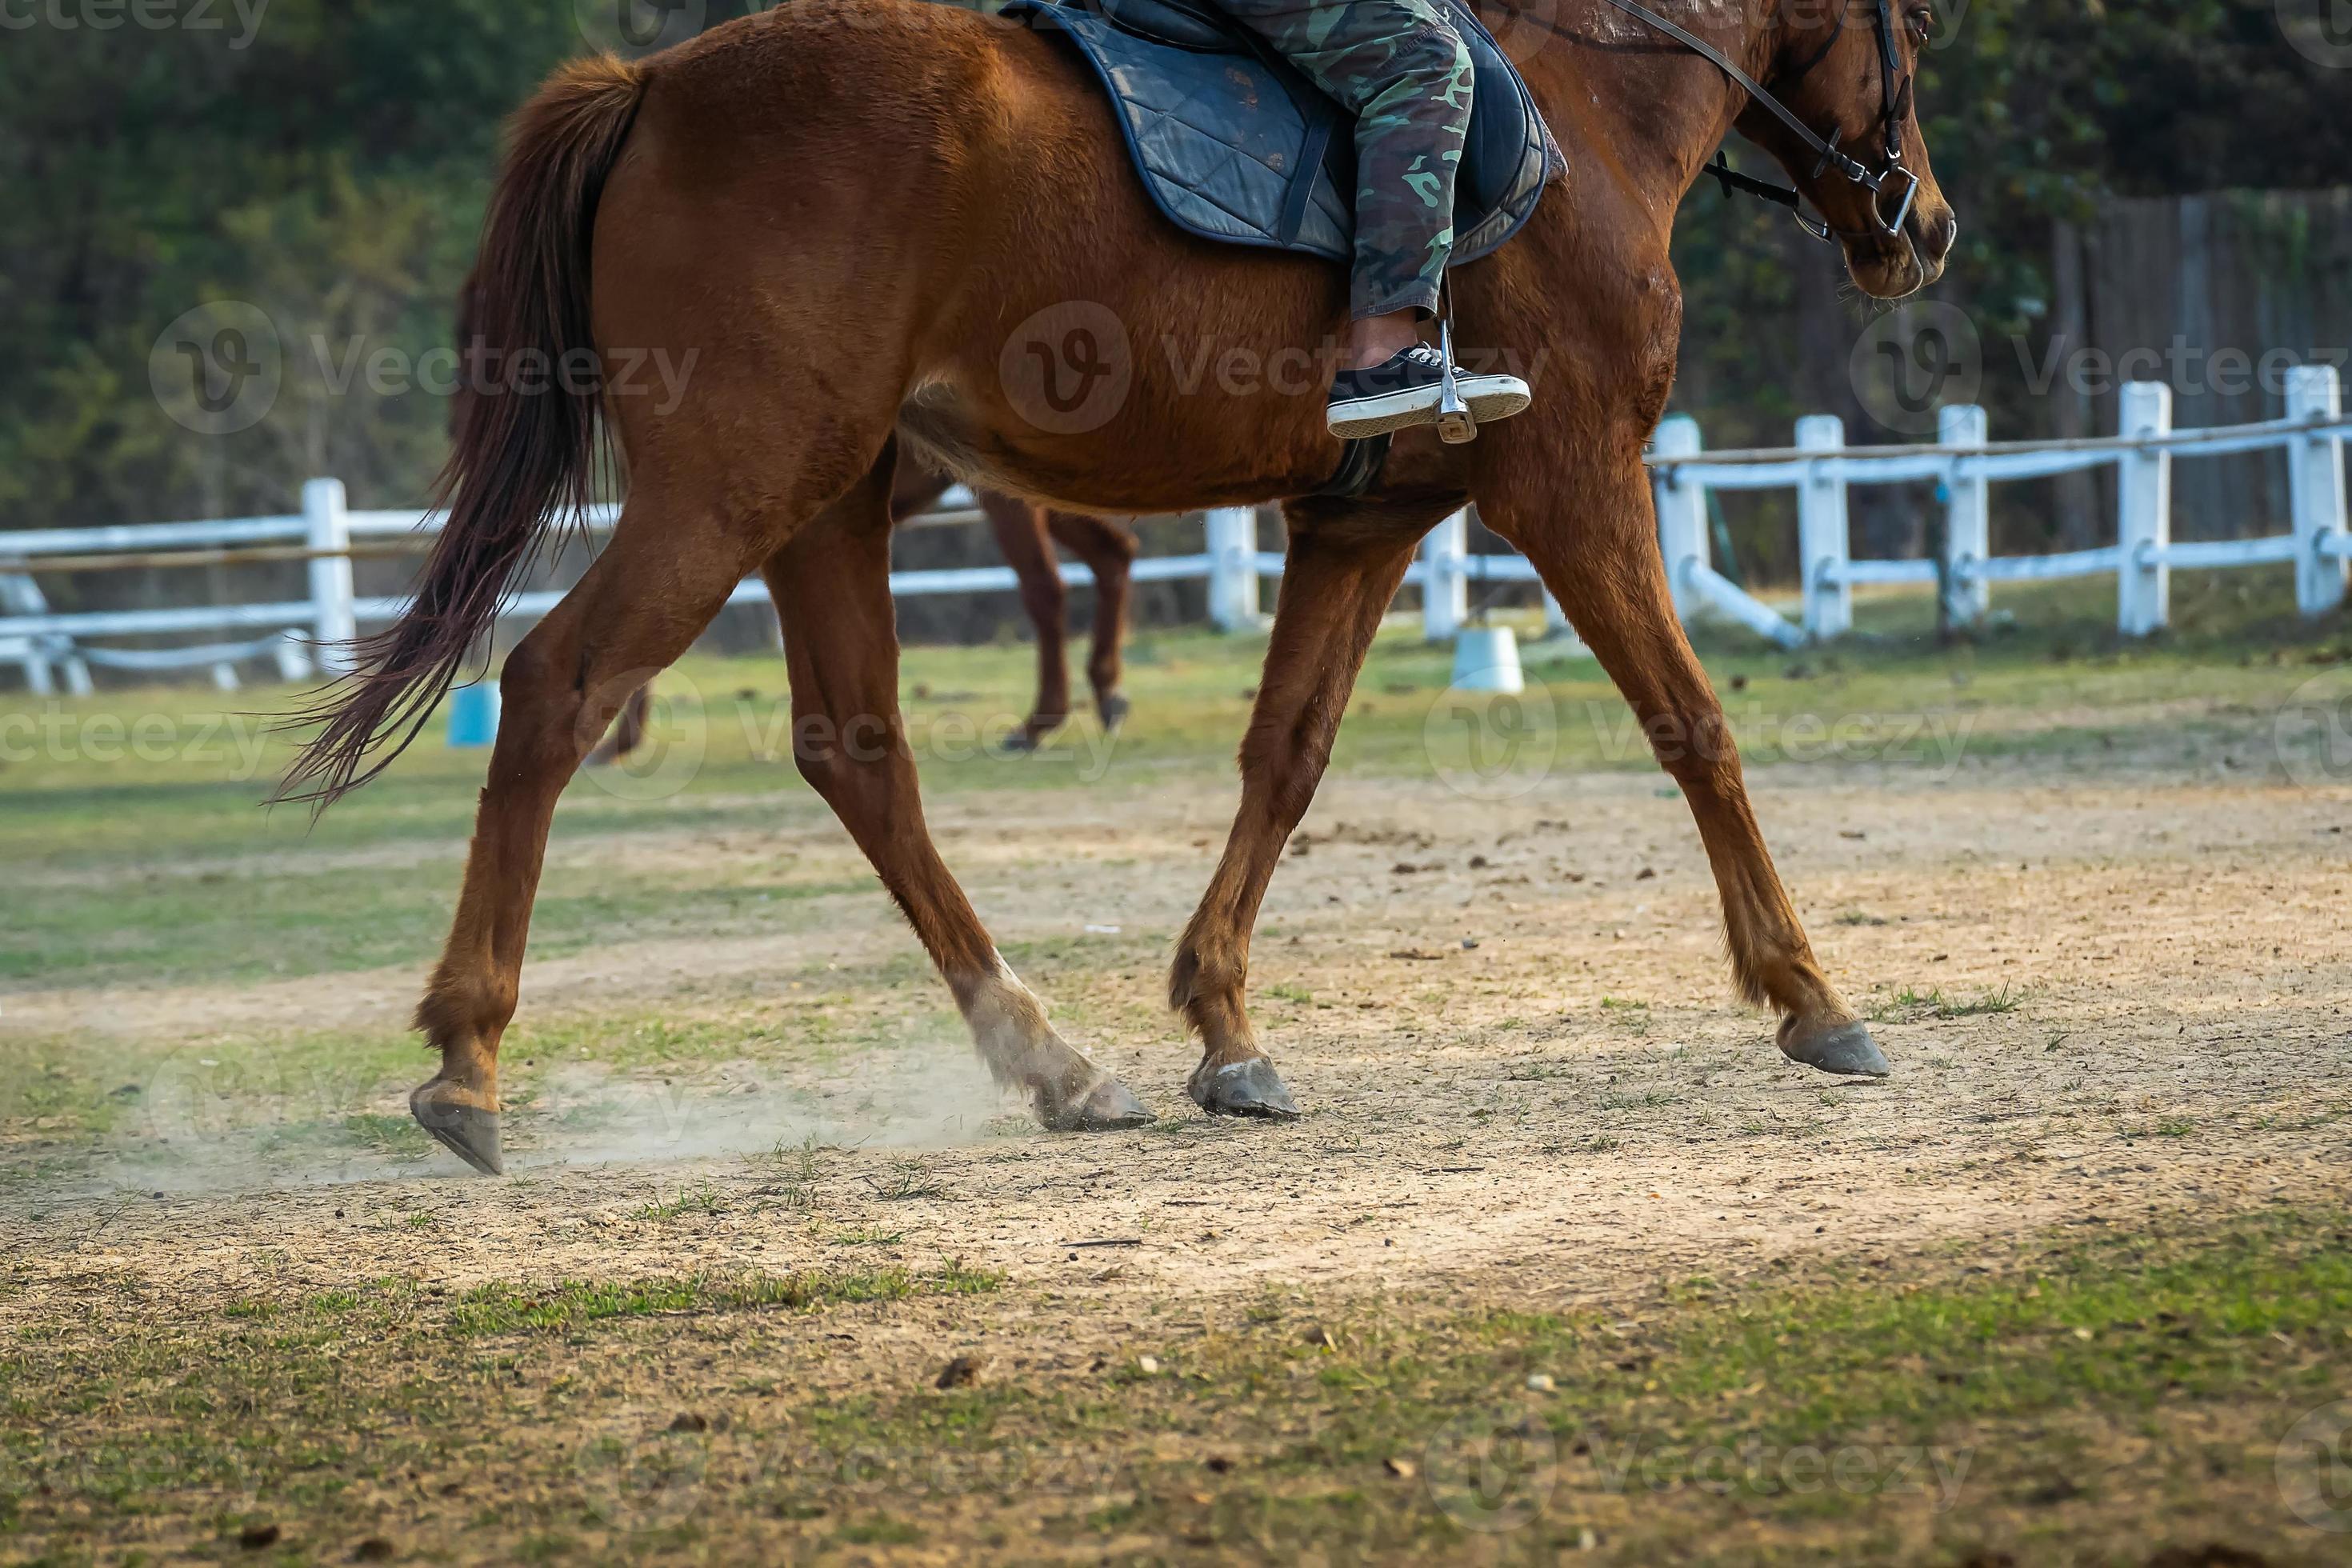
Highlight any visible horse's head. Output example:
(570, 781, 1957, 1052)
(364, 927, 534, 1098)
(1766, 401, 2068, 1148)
(1742, 0, 1958, 298)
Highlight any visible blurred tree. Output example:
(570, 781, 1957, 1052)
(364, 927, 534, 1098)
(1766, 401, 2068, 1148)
(1, 0, 2344, 590)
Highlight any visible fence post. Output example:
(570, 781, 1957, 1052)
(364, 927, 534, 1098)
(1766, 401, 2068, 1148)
(0, 574, 56, 696)
(1650, 414, 1706, 622)
(1421, 509, 1468, 641)
(1795, 414, 1850, 639)
(2114, 381, 2173, 637)
(1938, 404, 1990, 629)
(1203, 506, 1262, 631)
(2287, 364, 2348, 620)
(303, 477, 358, 674)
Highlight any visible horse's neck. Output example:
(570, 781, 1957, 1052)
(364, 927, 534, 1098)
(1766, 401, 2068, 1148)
(1514, 0, 1771, 223)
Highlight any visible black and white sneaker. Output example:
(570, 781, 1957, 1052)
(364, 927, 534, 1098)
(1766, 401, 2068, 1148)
(1326, 342, 1531, 442)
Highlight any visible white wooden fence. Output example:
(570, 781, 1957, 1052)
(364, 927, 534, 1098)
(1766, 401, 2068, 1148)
(1651, 364, 2350, 649)
(3, 369, 2346, 694)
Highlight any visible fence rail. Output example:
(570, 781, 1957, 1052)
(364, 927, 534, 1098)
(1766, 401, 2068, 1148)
(4, 367, 2346, 695)
(1654, 364, 2350, 647)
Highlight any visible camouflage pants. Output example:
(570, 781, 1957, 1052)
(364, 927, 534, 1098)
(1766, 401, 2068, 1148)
(1214, 0, 1474, 320)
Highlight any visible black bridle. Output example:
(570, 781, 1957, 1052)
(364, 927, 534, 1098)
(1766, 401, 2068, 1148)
(1595, 0, 1921, 245)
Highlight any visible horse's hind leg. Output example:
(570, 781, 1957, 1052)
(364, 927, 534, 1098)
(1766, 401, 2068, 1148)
(1048, 514, 1139, 730)
(1478, 453, 1888, 1077)
(766, 450, 1150, 1130)
(1169, 499, 1439, 1117)
(985, 495, 1073, 752)
(409, 480, 781, 1174)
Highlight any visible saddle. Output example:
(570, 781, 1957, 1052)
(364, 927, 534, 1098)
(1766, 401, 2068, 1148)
(1005, 0, 1561, 266)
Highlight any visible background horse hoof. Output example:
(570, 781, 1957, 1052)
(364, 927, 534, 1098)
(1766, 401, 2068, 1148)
(1778, 1017, 1891, 1078)
(410, 1081, 505, 1175)
(1097, 692, 1130, 732)
(1000, 728, 1048, 754)
(1186, 1057, 1301, 1119)
(1035, 1074, 1151, 1131)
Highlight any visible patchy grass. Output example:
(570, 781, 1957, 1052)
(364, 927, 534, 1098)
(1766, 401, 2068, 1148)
(1873, 983, 2027, 1022)
(2, 1208, 2342, 1563)
(443, 1264, 999, 1337)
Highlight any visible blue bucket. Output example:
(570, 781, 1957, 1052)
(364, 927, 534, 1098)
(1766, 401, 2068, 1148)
(446, 681, 502, 749)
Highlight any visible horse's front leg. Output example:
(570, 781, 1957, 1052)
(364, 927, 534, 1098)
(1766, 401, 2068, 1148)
(1476, 445, 1889, 1076)
(769, 456, 1150, 1130)
(1168, 501, 1441, 1116)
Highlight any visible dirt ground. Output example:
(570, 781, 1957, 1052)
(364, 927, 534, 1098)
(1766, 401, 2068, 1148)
(6, 752, 2351, 1563)
(12, 754, 2349, 1302)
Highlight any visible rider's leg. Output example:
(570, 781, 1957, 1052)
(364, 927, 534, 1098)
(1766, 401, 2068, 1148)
(1216, 0, 1529, 435)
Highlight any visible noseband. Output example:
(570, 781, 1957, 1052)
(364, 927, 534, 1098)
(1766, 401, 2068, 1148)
(1596, 0, 1920, 245)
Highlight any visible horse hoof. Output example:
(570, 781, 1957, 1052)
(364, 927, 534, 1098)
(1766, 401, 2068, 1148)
(1778, 1017, 1891, 1078)
(1186, 1057, 1301, 1120)
(1036, 1074, 1151, 1132)
(1098, 693, 1130, 733)
(410, 1080, 505, 1175)
(1000, 728, 1047, 754)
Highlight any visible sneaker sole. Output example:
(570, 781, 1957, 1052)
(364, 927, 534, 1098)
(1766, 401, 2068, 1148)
(1328, 377, 1533, 442)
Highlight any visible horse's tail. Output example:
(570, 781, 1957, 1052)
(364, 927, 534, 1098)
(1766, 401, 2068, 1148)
(277, 55, 647, 810)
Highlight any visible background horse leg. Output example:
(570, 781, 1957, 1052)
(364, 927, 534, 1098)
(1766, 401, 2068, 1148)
(985, 495, 1074, 752)
(1168, 499, 1443, 1116)
(766, 454, 1150, 1130)
(1047, 513, 1139, 731)
(581, 682, 650, 768)
(410, 483, 770, 1174)
(1478, 455, 1889, 1077)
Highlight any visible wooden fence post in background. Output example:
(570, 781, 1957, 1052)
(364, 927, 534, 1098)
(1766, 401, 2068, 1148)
(1939, 404, 1990, 630)
(303, 478, 358, 674)
(2287, 364, 2348, 620)
(1650, 414, 1706, 624)
(1796, 414, 1850, 640)
(2114, 381, 2174, 637)
(1203, 506, 1262, 632)
(1421, 509, 1469, 642)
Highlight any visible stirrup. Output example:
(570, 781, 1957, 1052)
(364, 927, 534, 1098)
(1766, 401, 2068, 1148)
(1434, 316, 1476, 446)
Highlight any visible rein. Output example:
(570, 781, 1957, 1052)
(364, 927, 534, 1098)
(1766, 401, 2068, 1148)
(1594, 0, 1919, 245)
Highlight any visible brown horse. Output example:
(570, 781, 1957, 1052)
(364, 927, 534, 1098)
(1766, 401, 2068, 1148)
(286, 0, 1957, 1174)
(589, 467, 1137, 766)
